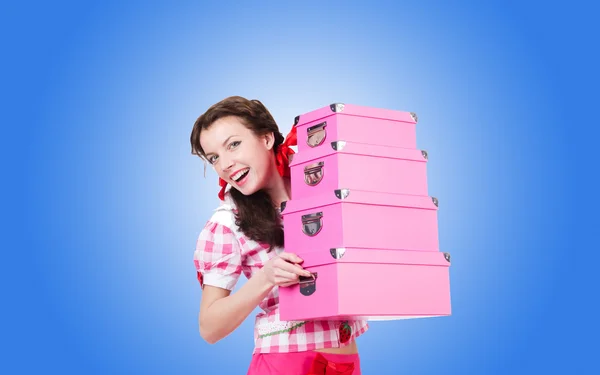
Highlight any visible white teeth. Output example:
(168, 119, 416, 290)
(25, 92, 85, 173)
(231, 168, 249, 182)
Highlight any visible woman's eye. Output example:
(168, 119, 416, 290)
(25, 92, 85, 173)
(229, 141, 241, 149)
(208, 155, 218, 164)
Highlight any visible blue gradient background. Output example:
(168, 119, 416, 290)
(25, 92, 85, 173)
(6, 0, 597, 374)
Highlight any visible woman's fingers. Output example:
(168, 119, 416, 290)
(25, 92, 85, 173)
(275, 257, 312, 277)
(264, 251, 312, 286)
(279, 269, 314, 288)
(278, 251, 303, 264)
(274, 267, 299, 282)
(277, 252, 312, 277)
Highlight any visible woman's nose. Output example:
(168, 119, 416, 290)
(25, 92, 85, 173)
(220, 155, 234, 172)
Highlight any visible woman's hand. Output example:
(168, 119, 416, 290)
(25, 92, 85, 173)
(261, 251, 313, 288)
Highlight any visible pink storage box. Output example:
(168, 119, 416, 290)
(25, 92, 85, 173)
(289, 140, 429, 200)
(293, 103, 418, 152)
(278, 248, 452, 321)
(281, 189, 440, 253)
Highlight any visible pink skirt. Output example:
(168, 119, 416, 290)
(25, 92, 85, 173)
(247, 351, 361, 375)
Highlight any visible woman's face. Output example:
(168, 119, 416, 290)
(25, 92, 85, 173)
(200, 116, 275, 196)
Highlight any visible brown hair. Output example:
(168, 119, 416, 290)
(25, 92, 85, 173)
(190, 96, 285, 251)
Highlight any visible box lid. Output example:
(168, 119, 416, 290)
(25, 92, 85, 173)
(294, 103, 418, 128)
(280, 189, 439, 215)
(289, 140, 429, 167)
(299, 248, 451, 268)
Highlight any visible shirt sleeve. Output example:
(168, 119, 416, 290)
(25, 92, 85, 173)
(193, 220, 243, 291)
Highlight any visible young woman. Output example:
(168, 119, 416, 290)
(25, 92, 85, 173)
(190, 96, 368, 374)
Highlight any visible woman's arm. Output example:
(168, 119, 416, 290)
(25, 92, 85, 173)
(199, 269, 272, 344)
(198, 252, 310, 344)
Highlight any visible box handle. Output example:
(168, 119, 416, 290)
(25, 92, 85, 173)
(301, 212, 323, 236)
(299, 272, 318, 296)
(307, 121, 327, 147)
(304, 161, 324, 186)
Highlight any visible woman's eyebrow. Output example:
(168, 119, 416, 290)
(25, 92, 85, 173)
(205, 135, 239, 157)
(221, 135, 238, 146)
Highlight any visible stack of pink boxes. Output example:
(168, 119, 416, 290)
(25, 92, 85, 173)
(278, 103, 452, 322)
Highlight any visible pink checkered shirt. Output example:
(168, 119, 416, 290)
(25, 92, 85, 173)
(193, 193, 369, 354)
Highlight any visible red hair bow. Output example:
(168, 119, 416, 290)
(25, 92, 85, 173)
(306, 353, 356, 375)
(217, 125, 297, 201)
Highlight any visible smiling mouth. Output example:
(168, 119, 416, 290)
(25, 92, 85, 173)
(231, 168, 250, 183)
